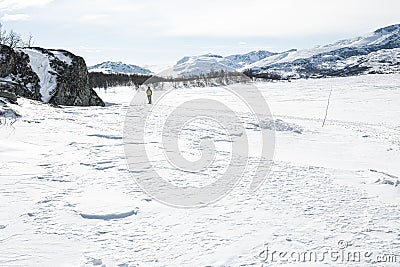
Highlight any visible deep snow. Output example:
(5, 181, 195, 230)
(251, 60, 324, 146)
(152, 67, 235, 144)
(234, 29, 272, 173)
(20, 48, 58, 102)
(0, 74, 400, 266)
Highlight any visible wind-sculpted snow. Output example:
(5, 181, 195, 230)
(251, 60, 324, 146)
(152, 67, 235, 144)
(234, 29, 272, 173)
(247, 119, 303, 134)
(80, 209, 138, 220)
(124, 71, 275, 207)
(1, 75, 400, 266)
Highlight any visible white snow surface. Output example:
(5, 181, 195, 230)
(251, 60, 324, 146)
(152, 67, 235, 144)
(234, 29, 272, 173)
(20, 48, 58, 102)
(51, 50, 73, 66)
(1, 74, 400, 266)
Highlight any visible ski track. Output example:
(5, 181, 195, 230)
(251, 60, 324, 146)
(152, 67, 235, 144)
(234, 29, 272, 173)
(1, 75, 400, 266)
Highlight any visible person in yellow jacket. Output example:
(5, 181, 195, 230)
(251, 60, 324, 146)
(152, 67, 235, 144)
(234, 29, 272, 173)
(146, 86, 152, 104)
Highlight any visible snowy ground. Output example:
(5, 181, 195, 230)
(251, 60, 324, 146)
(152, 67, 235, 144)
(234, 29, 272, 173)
(1, 74, 400, 266)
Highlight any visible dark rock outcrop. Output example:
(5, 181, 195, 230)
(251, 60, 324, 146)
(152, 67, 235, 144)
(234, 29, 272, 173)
(0, 45, 40, 99)
(0, 44, 104, 106)
(0, 91, 18, 104)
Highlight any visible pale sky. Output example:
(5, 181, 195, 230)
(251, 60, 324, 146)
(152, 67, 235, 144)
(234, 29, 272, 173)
(0, 0, 399, 66)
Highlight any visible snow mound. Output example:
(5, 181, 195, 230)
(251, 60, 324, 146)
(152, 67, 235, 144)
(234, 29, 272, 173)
(80, 209, 138, 220)
(0, 97, 20, 121)
(254, 119, 303, 134)
(371, 169, 400, 187)
(73, 188, 140, 222)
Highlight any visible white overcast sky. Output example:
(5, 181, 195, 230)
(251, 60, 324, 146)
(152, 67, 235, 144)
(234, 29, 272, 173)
(0, 0, 399, 66)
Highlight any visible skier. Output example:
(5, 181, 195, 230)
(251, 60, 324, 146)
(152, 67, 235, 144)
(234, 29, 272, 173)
(146, 86, 152, 104)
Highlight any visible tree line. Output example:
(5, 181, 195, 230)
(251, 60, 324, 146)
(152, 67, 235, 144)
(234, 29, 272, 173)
(243, 69, 284, 81)
(0, 23, 34, 48)
(88, 69, 283, 90)
(88, 72, 151, 89)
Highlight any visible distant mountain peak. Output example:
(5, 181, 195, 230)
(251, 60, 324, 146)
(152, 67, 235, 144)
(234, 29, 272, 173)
(374, 24, 400, 34)
(200, 53, 223, 58)
(88, 61, 152, 75)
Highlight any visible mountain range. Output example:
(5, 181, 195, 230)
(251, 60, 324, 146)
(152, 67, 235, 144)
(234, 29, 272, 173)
(247, 24, 400, 78)
(88, 24, 400, 79)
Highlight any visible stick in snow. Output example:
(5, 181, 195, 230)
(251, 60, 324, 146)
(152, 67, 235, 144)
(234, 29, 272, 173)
(322, 86, 333, 127)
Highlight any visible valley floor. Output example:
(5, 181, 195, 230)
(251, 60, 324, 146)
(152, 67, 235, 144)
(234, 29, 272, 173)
(1, 74, 400, 266)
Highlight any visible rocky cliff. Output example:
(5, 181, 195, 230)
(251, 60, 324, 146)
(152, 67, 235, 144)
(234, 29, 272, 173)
(0, 45, 104, 106)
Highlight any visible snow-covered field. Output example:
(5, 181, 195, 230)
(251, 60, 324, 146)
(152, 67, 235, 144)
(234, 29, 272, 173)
(1, 74, 400, 266)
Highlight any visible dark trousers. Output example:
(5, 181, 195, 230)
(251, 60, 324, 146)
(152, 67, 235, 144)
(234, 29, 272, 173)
(147, 95, 152, 104)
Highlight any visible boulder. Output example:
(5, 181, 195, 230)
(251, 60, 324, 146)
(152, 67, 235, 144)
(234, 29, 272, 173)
(0, 44, 104, 106)
(0, 90, 18, 104)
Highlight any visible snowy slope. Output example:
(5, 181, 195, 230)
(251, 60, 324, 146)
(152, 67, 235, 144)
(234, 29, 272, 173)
(226, 50, 277, 66)
(251, 25, 400, 68)
(20, 48, 58, 102)
(165, 51, 277, 77)
(1, 74, 400, 266)
(164, 54, 240, 77)
(247, 24, 400, 78)
(162, 24, 400, 78)
(341, 48, 400, 73)
(88, 61, 152, 75)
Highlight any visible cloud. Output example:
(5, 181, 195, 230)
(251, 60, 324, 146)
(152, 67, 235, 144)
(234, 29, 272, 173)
(158, 0, 400, 37)
(1, 13, 30, 21)
(0, 0, 54, 10)
(79, 14, 111, 23)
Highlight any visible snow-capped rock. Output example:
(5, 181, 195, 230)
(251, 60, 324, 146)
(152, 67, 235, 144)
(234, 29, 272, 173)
(88, 61, 152, 75)
(0, 45, 104, 106)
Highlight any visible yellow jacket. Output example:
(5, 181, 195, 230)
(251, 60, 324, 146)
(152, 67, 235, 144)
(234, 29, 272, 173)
(146, 88, 152, 96)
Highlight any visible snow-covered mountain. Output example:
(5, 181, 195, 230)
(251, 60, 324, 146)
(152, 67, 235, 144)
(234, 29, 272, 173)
(247, 24, 400, 78)
(163, 51, 278, 77)
(226, 50, 277, 67)
(162, 54, 240, 77)
(161, 24, 400, 78)
(89, 24, 400, 79)
(88, 61, 152, 75)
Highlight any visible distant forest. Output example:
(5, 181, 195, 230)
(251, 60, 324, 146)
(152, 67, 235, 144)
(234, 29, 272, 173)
(88, 69, 285, 90)
(88, 72, 151, 89)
